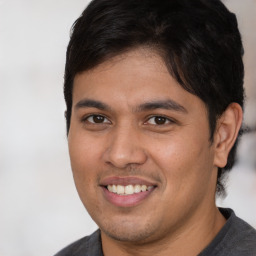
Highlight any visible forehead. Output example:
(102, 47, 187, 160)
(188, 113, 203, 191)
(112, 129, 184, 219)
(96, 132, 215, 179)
(72, 48, 207, 114)
(75, 47, 168, 84)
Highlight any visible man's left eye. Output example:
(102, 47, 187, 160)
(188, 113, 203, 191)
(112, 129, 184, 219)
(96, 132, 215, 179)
(146, 116, 172, 125)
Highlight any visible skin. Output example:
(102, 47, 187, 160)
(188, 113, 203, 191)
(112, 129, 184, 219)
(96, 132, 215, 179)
(68, 48, 242, 256)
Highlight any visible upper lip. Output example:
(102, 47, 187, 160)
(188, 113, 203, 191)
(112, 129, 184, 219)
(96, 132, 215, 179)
(100, 176, 157, 187)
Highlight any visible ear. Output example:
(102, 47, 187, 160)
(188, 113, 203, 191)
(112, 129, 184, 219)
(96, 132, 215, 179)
(213, 103, 243, 168)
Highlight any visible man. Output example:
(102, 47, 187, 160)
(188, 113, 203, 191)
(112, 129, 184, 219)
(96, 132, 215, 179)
(55, 0, 256, 255)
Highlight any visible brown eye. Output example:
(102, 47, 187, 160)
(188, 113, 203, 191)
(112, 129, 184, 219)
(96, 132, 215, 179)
(147, 116, 172, 125)
(154, 117, 167, 125)
(93, 115, 104, 123)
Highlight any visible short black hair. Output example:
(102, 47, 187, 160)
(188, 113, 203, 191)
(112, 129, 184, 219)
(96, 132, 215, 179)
(64, 0, 244, 195)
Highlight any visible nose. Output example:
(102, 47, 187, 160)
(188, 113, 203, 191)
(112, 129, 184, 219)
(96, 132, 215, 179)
(103, 125, 147, 169)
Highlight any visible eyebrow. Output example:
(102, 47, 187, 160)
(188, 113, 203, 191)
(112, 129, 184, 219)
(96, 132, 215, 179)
(75, 98, 187, 113)
(75, 99, 111, 111)
(136, 99, 187, 113)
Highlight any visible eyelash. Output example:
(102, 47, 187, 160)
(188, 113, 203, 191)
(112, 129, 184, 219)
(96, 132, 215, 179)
(145, 116, 174, 126)
(82, 114, 111, 124)
(82, 114, 174, 126)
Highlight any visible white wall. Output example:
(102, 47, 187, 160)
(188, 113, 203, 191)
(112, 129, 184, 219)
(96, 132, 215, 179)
(0, 0, 255, 255)
(218, 0, 256, 227)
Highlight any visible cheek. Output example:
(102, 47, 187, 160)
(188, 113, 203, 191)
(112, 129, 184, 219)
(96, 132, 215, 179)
(68, 141, 101, 217)
(69, 128, 102, 167)
(150, 131, 214, 195)
(68, 131, 101, 192)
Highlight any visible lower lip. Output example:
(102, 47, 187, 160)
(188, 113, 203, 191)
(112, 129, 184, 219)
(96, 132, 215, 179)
(101, 186, 155, 207)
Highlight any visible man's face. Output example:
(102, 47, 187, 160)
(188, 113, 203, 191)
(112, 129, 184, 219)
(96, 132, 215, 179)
(68, 48, 219, 243)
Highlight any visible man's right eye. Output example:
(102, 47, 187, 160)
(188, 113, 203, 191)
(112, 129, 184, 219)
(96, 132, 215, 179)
(83, 115, 111, 124)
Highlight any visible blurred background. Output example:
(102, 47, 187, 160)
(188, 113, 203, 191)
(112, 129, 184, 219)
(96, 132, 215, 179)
(0, 0, 255, 255)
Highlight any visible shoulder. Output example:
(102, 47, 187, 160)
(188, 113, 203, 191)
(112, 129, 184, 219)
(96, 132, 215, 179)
(226, 212, 256, 255)
(54, 230, 103, 256)
(200, 208, 256, 256)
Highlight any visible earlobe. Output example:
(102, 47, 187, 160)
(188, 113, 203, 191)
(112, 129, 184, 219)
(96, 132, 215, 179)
(213, 103, 243, 168)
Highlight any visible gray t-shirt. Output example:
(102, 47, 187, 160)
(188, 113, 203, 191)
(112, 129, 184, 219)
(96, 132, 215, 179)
(199, 208, 256, 256)
(55, 208, 256, 256)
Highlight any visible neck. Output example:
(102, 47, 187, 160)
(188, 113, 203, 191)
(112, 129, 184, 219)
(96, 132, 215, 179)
(101, 205, 226, 256)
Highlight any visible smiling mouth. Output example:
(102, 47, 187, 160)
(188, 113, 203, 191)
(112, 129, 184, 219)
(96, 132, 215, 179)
(100, 176, 157, 207)
(106, 184, 154, 195)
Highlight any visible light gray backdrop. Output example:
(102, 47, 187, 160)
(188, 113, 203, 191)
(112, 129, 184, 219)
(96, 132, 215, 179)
(0, 0, 255, 255)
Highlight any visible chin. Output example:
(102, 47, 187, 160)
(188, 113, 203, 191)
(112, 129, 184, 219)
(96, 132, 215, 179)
(99, 218, 159, 243)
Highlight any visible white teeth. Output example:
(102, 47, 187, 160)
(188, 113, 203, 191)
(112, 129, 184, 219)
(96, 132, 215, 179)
(125, 185, 134, 195)
(141, 185, 147, 192)
(107, 184, 154, 195)
(107, 185, 113, 192)
(112, 185, 117, 193)
(134, 185, 141, 193)
(117, 185, 125, 194)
